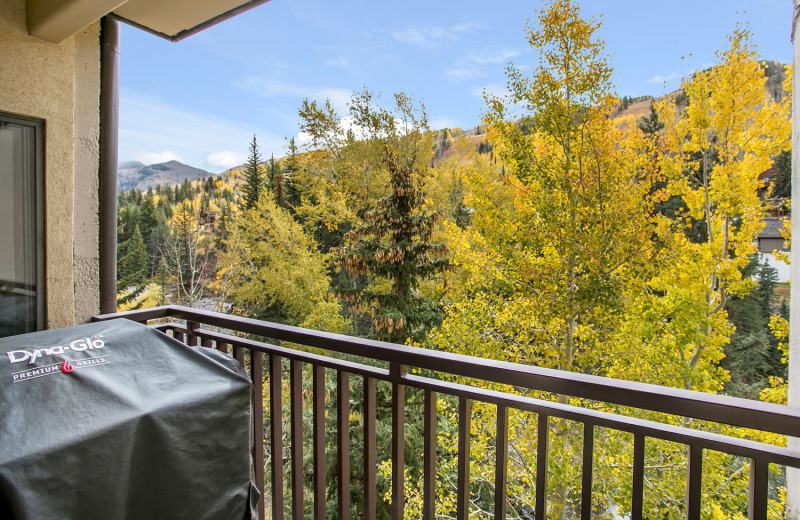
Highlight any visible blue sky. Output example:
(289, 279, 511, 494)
(119, 0, 793, 173)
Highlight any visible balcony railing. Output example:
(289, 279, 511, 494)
(93, 305, 800, 520)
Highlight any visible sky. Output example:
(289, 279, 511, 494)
(119, 0, 793, 173)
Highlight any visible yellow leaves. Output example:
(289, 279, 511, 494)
(769, 315, 789, 364)
(641, 29, 790, 390)
(218, 197, 348, 332)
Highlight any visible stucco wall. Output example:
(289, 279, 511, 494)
(0, 0, 100, 329)
(73, 23, 101, 324)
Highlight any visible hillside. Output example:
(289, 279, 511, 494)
(118, 160, 212, 192)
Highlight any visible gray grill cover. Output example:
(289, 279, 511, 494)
(0, 319, 258, 520)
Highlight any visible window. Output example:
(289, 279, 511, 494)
(0, 113, 44, 338)
(758, 237, 787, 254)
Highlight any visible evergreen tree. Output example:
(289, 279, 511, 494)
(138, 189, 158, 245)
(270, 155, 289, 208)
(284, 137, 301, 209)
(243, 135, 265, 210)
(217, 202, 231, 246)
(771, 149, 791, 199)
(117, 225, 149, 308)
(117, 204, 139, 246)
(181, 178, 192, 200)
(155, 258, 169, 305)
(148, 209, 170, 275)
(723, 258, 782, 397)
(637, 101, 664, 134)
(334, 146, 451, 343)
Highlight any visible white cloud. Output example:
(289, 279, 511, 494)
(237, 77, 352, 113)
(325, 56, 355, 70)
(446, 47, 520, 82)
(119, 91, 285, 173)
(391, 22, 482, 46)
(429, 116, 462, 130)
(446, 65, 486, 81)
(472, 83, 509, 99)
(469, 48, 520, 64)
(206, 151, 247, 170)
(449, 22, 482, 34)
(135, 151, 184, 164)
(296, 131, 313, 148)
(648, 72, 681, 84)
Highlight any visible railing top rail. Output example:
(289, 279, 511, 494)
(94, 305, 800, 438)
(163, 323, 800, 468)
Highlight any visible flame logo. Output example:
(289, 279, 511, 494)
(61, 360, 74, 373)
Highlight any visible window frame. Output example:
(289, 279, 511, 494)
(0, 111, 46, 335)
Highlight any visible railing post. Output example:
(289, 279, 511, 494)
(391, 363, 406, 520)
(535, 414, 549, 520)
(251, 351, 265, 520)
(580, 422, 594, 520)
(234, 345, 245, 367)
(457, 396, 473, 520)
(686, 445, 702, 520)
(749, 457, 768, 520)
(186, 320, 200, 346)
(423, 390, 437, 520)
(631, 434, 645, 520)
(269, 356, 284, 520)
(337, 371, 351, 520)
(290, 360, 303, 520)
(312, 365, 325, 520)
(495, 405, 508, 520)
(363, 376, 377, 520)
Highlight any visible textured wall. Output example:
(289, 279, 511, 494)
(73, 22, 101, 324)
(0, 0, 101, 329)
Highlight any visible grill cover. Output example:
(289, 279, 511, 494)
(0, 319, 258, 520)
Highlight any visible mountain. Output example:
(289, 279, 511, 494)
(117, 160, 212, 192)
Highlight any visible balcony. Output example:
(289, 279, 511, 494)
(93, 305, 800, 520)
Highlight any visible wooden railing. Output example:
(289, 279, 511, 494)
(94, 305, 800, 520)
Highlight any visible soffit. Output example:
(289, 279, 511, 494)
(27, 0, 271, 43)
(111, 0, 272, 42)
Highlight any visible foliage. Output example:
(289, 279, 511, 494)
(475, 0, 655, 375)
(293, 88, 433, 232)
(110, 10, 794, 518)
(117, 224, 149, 308)
(644, 27, 791, 391)
(243, 135, 266, 210)
(160, 199, 207, 306)
(333, 146, 451, 343)
(217, 197, 348, 332)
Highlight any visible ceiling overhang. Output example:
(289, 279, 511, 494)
(27, 0, 272, 43)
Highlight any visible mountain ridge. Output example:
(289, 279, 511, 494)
(117, 160, 212, 192)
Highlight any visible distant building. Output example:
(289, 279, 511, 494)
(757, 217, 790, 282)
(758, 167, 789, 217)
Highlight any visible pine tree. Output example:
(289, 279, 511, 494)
(270, 155, 289, 208)
(284, 137, 301, 208)
(117, 204, 139, 247)
(138, 189, 158, 262)
(771, 149, 791, 199)
(637, 101, 664, 134)
(243, 135, 265, 210)
(334, 146, 451, 343)
(155, 258, 169, 305)
(117, 225, 149, 308)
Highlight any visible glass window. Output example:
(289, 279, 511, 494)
(0, 113, 44, 338)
